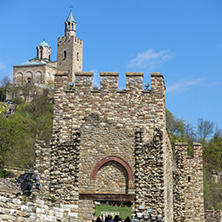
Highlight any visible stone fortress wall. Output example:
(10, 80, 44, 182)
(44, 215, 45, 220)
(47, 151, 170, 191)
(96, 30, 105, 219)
(32, 71, 204, 221)
(0, 71, 214, 222)
(205, 210, 222, 222)
(49, 71, 170, 221)
(0, 8, 212, 222)
(0, 178, 79, 222)
(173, 143, 205, 222)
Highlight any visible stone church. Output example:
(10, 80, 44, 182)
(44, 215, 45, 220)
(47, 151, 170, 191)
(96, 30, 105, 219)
(1, 9, 206, 222)
(13, 40, 56, 85)
(8, 9, 82, 102)
(12, 9, 82, 86)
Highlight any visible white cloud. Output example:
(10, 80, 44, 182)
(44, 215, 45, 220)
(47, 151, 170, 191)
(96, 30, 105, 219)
(207, 81, 222, 87)
(128, 49, 174, 69)
(167, 79, 203, 93)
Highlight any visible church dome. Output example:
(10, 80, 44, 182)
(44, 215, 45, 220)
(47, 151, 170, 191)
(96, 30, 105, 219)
(38, 41, 50, 48)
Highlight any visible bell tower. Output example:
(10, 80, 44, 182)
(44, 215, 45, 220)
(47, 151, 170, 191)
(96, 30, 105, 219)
(57, 8, 83, 82)
(65, 9, 76, 37)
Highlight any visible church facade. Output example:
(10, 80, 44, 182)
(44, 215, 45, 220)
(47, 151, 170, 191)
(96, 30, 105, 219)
(13, 40, 56, 86)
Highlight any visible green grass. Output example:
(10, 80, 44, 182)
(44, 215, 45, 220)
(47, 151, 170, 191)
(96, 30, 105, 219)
(95, 204, 131, 219)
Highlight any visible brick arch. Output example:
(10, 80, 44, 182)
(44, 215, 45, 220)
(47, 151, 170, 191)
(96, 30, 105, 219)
(90, 156, 134, 181)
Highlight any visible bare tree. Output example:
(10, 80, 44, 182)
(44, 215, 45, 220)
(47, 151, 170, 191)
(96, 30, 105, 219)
(0, 76, 11, 87)
(184, 121, 197, 143)
(197, 118, 214, 140)
(215, 124, 222, 137)
(0, 76, 11, 101)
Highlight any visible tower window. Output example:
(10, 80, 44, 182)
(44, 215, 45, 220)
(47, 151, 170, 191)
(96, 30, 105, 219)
(40, 48, 43, 59)
(188, 176, 191, 182)
(64, 51, 67, 59)
(77, 52, 79, 61)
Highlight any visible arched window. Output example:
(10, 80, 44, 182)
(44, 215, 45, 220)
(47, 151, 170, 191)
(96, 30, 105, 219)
(27, 77, 32, 83)
(16, 72, 23, 85)
(35, 71, 42, 83)
(25, 71, 33, 83)
(64, 51, 67, 59)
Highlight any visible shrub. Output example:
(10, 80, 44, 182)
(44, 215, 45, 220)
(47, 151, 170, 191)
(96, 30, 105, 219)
(0, 169, 9, 178)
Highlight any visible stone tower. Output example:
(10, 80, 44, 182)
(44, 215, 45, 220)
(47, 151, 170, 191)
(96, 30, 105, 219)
(57, 9, 83, 82)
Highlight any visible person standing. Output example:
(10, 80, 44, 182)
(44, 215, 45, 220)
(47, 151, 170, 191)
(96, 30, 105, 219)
(108, 215, 114, 222)
(96, 216, 102, 222)
(124, 216, 131, 222)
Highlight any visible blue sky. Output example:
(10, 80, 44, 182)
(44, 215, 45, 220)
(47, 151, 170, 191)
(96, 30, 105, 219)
(0, 0, 222, 131)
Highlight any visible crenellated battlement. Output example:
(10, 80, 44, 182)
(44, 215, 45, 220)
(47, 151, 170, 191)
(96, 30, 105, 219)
(55, 71, 165, 93)
(174, 142, 203, 163)
(53, 71, 166, 143)
(75, 72, 94, 89)
(126, 72, 143, 91)
(57, 35, 83, 45)
(174, 142, 203, 172)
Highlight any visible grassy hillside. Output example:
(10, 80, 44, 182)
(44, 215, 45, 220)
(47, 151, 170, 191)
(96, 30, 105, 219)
(0, 96, 53, 170)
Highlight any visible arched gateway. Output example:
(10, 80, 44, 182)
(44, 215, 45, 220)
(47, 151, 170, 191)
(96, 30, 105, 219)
(90, 156, 134, 181)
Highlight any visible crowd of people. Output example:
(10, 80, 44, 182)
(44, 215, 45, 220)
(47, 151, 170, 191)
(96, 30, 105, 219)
(95, 215, 131, 222)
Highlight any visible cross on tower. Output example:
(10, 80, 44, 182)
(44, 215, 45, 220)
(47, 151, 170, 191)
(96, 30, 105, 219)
(69, 5, 73, 9)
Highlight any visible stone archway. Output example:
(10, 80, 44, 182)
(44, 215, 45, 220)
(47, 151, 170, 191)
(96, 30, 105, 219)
(90, 156, 134, 181)
(90, 156, 133, 194)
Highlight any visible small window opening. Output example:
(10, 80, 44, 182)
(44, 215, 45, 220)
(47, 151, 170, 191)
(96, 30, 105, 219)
(27, 77, 32, 83)
(40, 48, 43, 59)
(188, 176, 191, 182)
(64, 51, 67, 59)
(77, 52, 79, 61)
